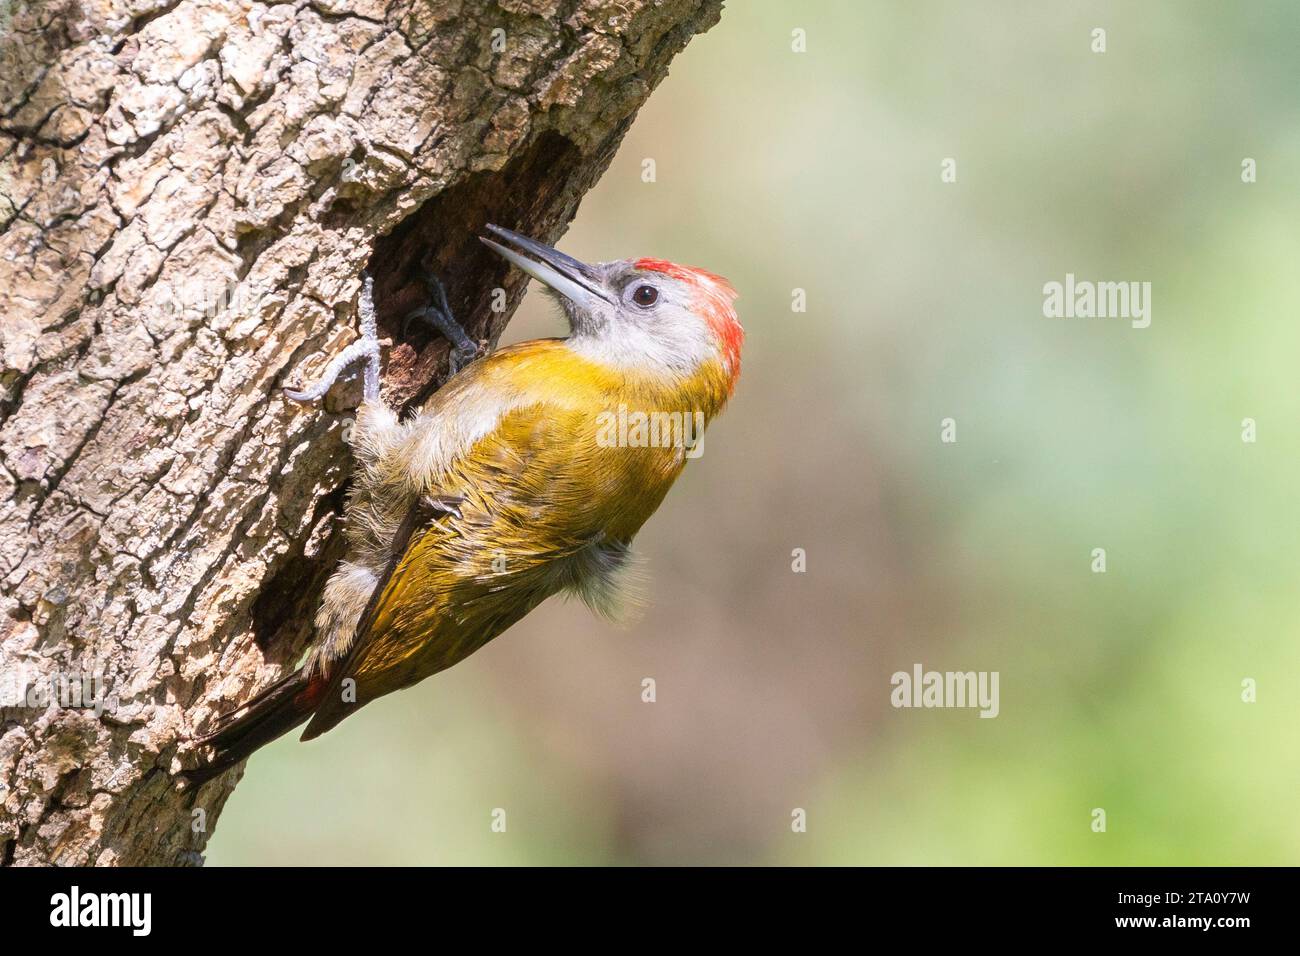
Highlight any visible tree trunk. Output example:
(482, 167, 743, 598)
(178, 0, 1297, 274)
(0, 0, 722, 866)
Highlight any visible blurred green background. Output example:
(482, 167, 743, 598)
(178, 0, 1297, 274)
(208, 0, 1300, 864)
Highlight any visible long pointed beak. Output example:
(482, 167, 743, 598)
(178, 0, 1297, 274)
(479, 224, 613, 309)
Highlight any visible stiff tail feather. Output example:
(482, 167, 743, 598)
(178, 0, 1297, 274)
(182, 668, 326, 787)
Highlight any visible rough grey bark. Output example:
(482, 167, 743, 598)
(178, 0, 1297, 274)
(0, 0, 722, 866)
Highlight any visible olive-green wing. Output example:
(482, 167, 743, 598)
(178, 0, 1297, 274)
(299, 401, 563, 740)
(298, 495, 452, 740)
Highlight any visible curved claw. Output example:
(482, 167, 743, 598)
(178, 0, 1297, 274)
(403, 270, 480, 376)
(402, 306, 431, 341)
(283, 275, 382, 405)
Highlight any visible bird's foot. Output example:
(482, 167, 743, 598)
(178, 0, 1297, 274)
(284, 274, 384, 404)
(403, 267, 481, 376)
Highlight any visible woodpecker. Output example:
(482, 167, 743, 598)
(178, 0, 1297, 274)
(187, 225, 742, 780)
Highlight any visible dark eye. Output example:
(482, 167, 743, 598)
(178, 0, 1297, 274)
(631, 284, 659, 307)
